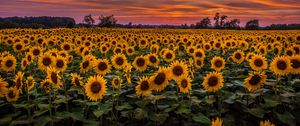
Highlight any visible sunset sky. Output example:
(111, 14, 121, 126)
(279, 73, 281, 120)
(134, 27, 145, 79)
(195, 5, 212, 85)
(1, 0, 300, 26)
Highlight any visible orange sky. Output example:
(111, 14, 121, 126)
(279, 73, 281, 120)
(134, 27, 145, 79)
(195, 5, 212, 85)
(1, 0, 300, 26)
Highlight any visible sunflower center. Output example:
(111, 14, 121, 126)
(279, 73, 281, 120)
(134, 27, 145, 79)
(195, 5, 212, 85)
(5, 60, 13, 67)
(128, 49, 133, 53)
(16, 44, 22, 50)
(173, 66, 183, 76)
(286, 50, 293, 56)
(42, 57, 52, 66)
(166, 53, 173, 59)
(140, 81, 149, 91)
(235, 53, 241, 59)
(181, 79, 188, 88)
(82, 61, 89, 69)
(116, 57, 124, 65)
(51, 72, 58, 84)
(196, 52, 202, 57)
(90, 81, 101, 93)
(33, 49, 40, 56)
(102, 47, 107, 52)
(276, 60, 287, 70)
(27, 55, 32, 61)
(208, 76, 218, 87)
(249, 75, 261, 85)
(74, 78, 80, 86)
(8, 90, 16, 99)
(189, 48, 194, 53)
(205, 45, 210, 50)
(16, 78, 21, 89)
(215, 43, 221, 48)
(196, 60, 202, 66)
(63, 44, 70, 50)
(98, 62, 107, 71)
(115, 48, 121, 53)
(154, 73, 166, 85)
(215, 60, 222, 67)
(56, 60, 64, 68)
(254, 59, 263, 67)
(141, 40, 146, 45)
(136, 58, 145, 67)
(291, 59, 300, 69)
(149, 56, 157, 63)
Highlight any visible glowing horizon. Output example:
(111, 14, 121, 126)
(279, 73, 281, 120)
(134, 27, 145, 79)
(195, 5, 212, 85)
(1, 0, 300, 26)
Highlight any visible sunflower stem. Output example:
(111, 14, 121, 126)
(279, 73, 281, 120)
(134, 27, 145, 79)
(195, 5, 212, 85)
(49, 84, 53, 126)
(62, 73, 69, 112)
(26, 84, 31, 119)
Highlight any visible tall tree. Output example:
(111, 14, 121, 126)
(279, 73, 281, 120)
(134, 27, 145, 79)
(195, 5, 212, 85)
(214, 13, 220, 28)
(224, 19, 240, 29)
(245, 19, 259, 30)
(83, 14, 95, 26)
(195, 17, 211, 29)
(98, 15, 117, 27)
(220, 15, 228, 28)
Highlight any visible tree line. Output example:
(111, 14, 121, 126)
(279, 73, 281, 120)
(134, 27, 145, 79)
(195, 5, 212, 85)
(0, 14, 299, 30)
(0, 16, 75, 29)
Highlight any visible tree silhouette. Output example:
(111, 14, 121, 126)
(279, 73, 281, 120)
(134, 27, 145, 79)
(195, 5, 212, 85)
(98, 15, 117, 27)
(245, 19, 259, 30)
(195, 17, 211, 29)
(83, 14, 95, 26)
(220, 15, 228, 28)
(214, 13, 220, 28)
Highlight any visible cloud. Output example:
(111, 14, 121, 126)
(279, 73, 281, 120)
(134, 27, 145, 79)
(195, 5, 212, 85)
(0, 0, 299, 26)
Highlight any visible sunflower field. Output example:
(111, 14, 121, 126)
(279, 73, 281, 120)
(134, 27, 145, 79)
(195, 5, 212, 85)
(0, 28, 299, 126)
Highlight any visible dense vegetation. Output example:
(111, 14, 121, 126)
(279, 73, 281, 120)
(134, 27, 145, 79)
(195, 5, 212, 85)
(0, 28, 299, 126)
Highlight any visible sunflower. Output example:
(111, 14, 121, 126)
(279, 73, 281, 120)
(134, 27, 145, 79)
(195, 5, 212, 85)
(232, 50, 245, 64)
(289, 55, 300, 74)
(70, 73, 83, 86)
(133, 56, 148, 72)
(0, 77, 8, 97)
(6, 87, 19, 102)
(249, 54, 268, 71)
(113, 47, 123, 54)
(126, 46, 135, 56)
(1, 55, 17, 72)
(124, 64, 132, 84)
(246, 52, 255, 61)
(54, 55, 67, 72)
(25, 76, 35, 91)
(163, 50, 175, 62)
(61, 43, 73, 52)
(151, 44, 159, 54)
(193, 49, 206, 59)
(260, 120, 275, 126)
(202, 72, 224, 92)
(112, 77, 122, 89)
(194, 58, 204, 69)
(93, 59, 111, 75)
(13, 42, 25, 53)
(269, 56, 291, 75)
(176, 75, 192, 94)
(203, 43, 212, 51)
(111, 53, 128, 70)
(21, 58, 28, 70)
(31, 46, 42, 58)
(211, 56, 225, 72)
(100, 44, 109, 54)
(244, 72, 267, 91)
(149, 67, 171, 92)
(187, 46, 196, 55)
(85, 75, 107, 101)
(211, 117, 223, 126)
(169, 61, 188, 81)
(80, 55, 94, 73)
(14, 71, 24, 94)
(38, 53, 55, 71)
(138, 38, 148, 49)
(147, 53, 160, 66)
(46, 67, 61, 88)
(41, 79, 52, 93)
(136, 76, 152, 97)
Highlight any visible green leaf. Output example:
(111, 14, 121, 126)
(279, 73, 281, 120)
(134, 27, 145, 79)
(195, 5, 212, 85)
(134, 108, 147, 120)
(115, 103, 133, 111)
(0, 116, 12, 125)
(149, 112, 169, 125)
(262, 99, 280, 108)
(247, 108, 265, 118)
(93, 109, 105, 118)
(192, 113, 211, 124)
(276, 112, 295, 126)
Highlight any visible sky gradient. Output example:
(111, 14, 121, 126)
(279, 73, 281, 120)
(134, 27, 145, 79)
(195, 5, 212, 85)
(1, 0, 300, 26)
